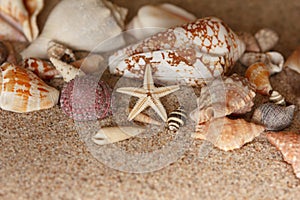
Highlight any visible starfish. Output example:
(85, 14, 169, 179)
(116, 65, 180, 122)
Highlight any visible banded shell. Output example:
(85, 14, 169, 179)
(92, 126, 145, 145)
(269, 90, 286, 106)
(21, 0, 128, 59)
(252, 103, 295, 131)
(190, 74, 256, 124)
(284, 46, 300, 74)
(60, 75, 112, 121)
(0, 41, 8, 65)
(126, 3, 196, 40)
(245, 62, 272, 95)
(0, 62, 59, 113)
(267, 131, 300, 179)
(23, 57, 61, 80)
(254, 28, 279, 52)
(237, 32, 260, 52)
(167, 107, 187, 131)
(193, 117, 265, 151)
(109, 17, 246, 86)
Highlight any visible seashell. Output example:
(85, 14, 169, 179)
(92, 126, 145, 145)
(47, 41, 76, 63)
(1, 41, 19, 65)
(109, 17, 246, 86)
(71, 54, 104, 74)
(284, 46, 300, 74)
(0, 0, 44, 41)
(252, 103, 295, 131)
(239, 52, 269, 67)
(22, 57, 61, 80)
(190, 74, 256, 124)
(0, 16, 27, 42)
(245, 62, 272, 95)
(269, 90, 286, 106)
(0, 62, 59, 113)
(193, 117, 265, 151)
(128, 108, 162, 126)
(254, 28, 279, 52)
(237, 32, 260, 52)
(126, 3, 196, 40)
(0, 41, 8, 65)
(21, 0, 128, 59)
(167, 107, 187, 131)
(267, 131, 300, 179)
(60, 75, 112, 121)
(265, 51, 284, 75)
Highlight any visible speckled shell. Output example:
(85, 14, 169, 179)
(0, 62, 59, 113)
(254, 28, 279, 52)
(109, 17, 246, 86)
(267, 131, 300, 179)
(0, 42, 8, 65)
(237, 32, 260, 52)
(245, 62, 272, 95)
(269, 90, 286, 106)
(190, 74, 256, 124)
(60, 75, 112, 121)
(284, 46, 300, 74)
(193, 117, 265, 151)
(47, 41, 76, 62)
(252, 103, 295, 131)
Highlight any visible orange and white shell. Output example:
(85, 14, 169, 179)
(109, 17, 246, 86)
(0, 62, 59, 113)
(284, 45, 300, 74)
(193, 117, 265, 151)
(245, 62, 272, 95)
(190, 74, 256, 124)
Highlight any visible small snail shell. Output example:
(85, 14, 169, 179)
(269, 90, 286, 106)
(167, 107, 187, 131)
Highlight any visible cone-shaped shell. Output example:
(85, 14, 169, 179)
(0, 62, 59, 113)
(193, 117, 265, 151)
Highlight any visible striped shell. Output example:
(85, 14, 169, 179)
(269, 90, 286, 106)
(0, 62, 59, 113)
(190, 74, 256, 124)
(60, 75, 112, 121)
(167, 107, 187, 131)
(193, 117, 265, 151)
(109, 17, 246, 86)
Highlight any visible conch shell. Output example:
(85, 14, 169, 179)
(109, 17, 246, 86)
(21, 0, 128, 59)
(0, 62, 59, 113)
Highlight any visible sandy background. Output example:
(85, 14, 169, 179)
(1, 0, 300, 199)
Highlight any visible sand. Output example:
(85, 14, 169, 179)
(1, 0, 300, 199)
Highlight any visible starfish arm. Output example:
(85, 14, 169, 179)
(143, 65, 155, 90)
(116, 87, 147, 98)
(128, 97, 151, 121)
(153, 85, 180, 98)
(149, 96, 168, 122)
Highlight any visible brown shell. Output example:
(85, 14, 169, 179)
(193, 117, 265, 151)
(237, 32, 260, 52)
(284, 45, 300, 74)
(254, 28, 279, 52)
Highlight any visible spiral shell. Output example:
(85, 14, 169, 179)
(284, 46, 300, 74)
(0, 62, 59, 113)
(254, 28, 279, 52)
(167, 107, 187, 131)
(269, 90, 286, 106)
(252, 103, 295, 131)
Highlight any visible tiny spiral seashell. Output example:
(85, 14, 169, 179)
(252, 103, 295, 131)
(0, 41, 8, 65)
(167, 107, 187, 131)
(254, 28, 279, 52)
(269, 90, 286, 106)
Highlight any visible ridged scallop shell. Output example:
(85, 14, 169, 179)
(269, 90, 286, 106)
(109, 17, 246, 86)
(267, 131, 300, 179)
(0, 42, 8, 65)
(60, 75, 112, 121)
(254, 28, 279, 52)
(193, 117, 265, 151)
(190, 74, 256, 124)
(245, 62, 272, 95)
(21, 0, 127, 59)
(237, 32, 260, 52)
(0, 62, 59, 113)
(126, 3, 196, 40)
(0, 0, 44, 41)
(284, 46, 300, 74)
(92, 126, 145, 145)
(252, 103, 295, 131)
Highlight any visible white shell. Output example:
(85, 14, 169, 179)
(269, 90, 286, 106)
(255, 28, 279, 52)
(21, 0, 128, 59)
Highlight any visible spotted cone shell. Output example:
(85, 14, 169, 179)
(60, 75, 112, 121)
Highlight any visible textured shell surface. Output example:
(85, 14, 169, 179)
(245, 62, 272, 95)
(49, 57, 82, 82)
(126, 3, 196, 40)
(190, 74, 256, 124)
(252, 103, 295, 131)
(21, 0, 128, 59)
(0, 42, 8, 65)
(237, 32, 260, 52)
(254, 28, 279, 52)
(0, 62, 59, 113)
(284, 45, 300, 74)
(269, 90, 286, 106)
(109, 17, 246, 86)
(47, 41, 76, 62)
(267, 131, 300, 179)
(60, 75, 112, 121)
(193, 117, 265, 151)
